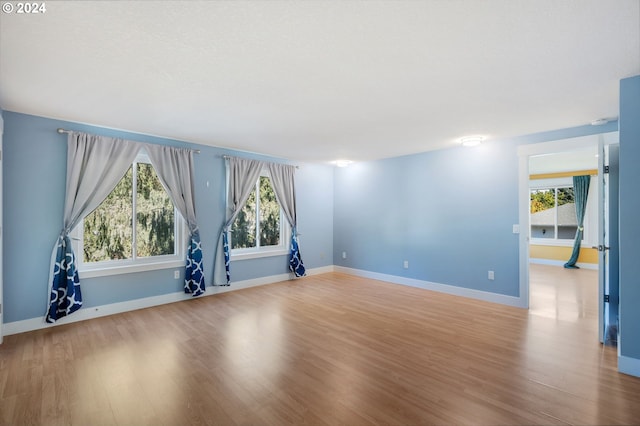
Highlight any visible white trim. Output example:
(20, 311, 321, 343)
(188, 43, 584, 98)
(229, 171, 291, 258)
(529, 239, 589, 247)
(518, 151, 531, 308)
(529, 258, 599, 270)
(517, 134, 612, 158)
(304, 265, 335, 275)
(618, 355, 640, 378)
(5, 264, 526, 336)
(231, 247, 289, 261)
(79, 259, 186, 278)
(334, 266, 526, 308)
(2, 264, 532, 337)
(2, 265, 335, 336)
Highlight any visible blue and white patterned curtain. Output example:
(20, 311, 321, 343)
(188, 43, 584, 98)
(47, 133, 140, 323)
(564, 175, 591, 269)
(215, 157, 263, 285)
(268, 163, 306, 277)
(145, 144, 206, 296)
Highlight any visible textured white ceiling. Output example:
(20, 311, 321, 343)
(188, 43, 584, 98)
(1, 1, 638, 162)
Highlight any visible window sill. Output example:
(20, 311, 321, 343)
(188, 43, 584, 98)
(231, 248, 289, 261)
(529, 239, 589, 248)
(79, 259, 185, 278)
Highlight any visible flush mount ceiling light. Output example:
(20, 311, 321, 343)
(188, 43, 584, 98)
(590, 118, 609, 126)
(458, 135, 485, 147)
(333, 159, 353, 167)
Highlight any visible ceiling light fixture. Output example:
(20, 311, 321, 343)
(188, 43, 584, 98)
(459, 135, 485, 147)
(334, 159, 353, 168)
(590, 118, 609, 126)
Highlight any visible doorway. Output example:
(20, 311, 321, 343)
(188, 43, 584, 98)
(528, 147, 599, 324)
(517, 132, 619, 344)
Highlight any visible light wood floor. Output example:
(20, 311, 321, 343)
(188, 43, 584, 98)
(2, 267, 640, 425)
(529, 263, 599, 324)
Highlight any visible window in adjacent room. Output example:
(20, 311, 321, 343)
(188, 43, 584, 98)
(530, 186, 579, 241)
(72, 151, 185, 276)
(230, 173, 289, 259)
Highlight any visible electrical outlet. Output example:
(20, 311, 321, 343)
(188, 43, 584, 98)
(403, 260, 409, 269)
(488, 270, 495, 280)
(342, 251, 347, 259)
(174, 270, 180, 279)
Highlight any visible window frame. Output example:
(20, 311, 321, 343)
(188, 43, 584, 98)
(71, 151, 187, 278)
(229, 170, 291, 261)
(529, 177, 595, 247)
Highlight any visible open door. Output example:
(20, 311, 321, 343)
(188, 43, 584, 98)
(599, 137, 620, 345)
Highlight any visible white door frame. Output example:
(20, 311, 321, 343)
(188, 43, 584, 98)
(517, 132, 617, 317)
(598, 140, 607, 344)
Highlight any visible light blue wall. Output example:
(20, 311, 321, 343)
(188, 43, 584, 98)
(2, 111, 334, 323)
(618, 75, 640, 363)
(333, 122, 618, 298)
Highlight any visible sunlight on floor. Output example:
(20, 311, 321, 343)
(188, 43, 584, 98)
(529, 263, 598, 322)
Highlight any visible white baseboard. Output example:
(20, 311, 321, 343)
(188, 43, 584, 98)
(529, 258, 598, 270)
(618, 355, 640, 378)
(334, 266, 526, 308)
(9, 263, 636, 376)
(3, 265, 335, 337)
(2, 264, 523, 336)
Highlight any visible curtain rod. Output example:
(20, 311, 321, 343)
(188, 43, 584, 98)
(222, 155, 299, 169)
(56, 128, 201, 154)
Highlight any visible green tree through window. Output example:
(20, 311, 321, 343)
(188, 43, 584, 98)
(232, 175, 281, 250)
(530, 188, 555, 214)
(530, 186, 577, 240)
(83, 159, 176, 262)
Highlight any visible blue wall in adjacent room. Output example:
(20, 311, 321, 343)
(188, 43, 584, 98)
(2, 111, 334, 323)
(332, 122, 618, 299)
(618, 75, 640, 369)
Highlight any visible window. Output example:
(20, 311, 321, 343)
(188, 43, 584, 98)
(230, 173, 289, 259)
(530, 186, 579, 241)
(73, 151, 185, 276)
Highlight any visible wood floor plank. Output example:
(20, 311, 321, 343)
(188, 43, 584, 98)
(2, 266, 640, 425)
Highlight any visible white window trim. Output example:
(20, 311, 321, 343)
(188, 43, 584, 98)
(71, 150, 187, 278)
(231, 241, 291, 261)
(229, 169, 291, 261)
(76, 258, 186, 279)
(529, 238, 587, 248)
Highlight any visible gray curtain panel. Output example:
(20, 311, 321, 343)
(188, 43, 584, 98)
(63, 133, 140, 233)
(267, 163, 297, 228)
(268, 162, 306, 277)
(214, 156, 264, 285)
(47, 132, 140, 322)
(225, 157, 265, 226)
(145, 144, 206, 295)
(145, 144, 199, 233)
